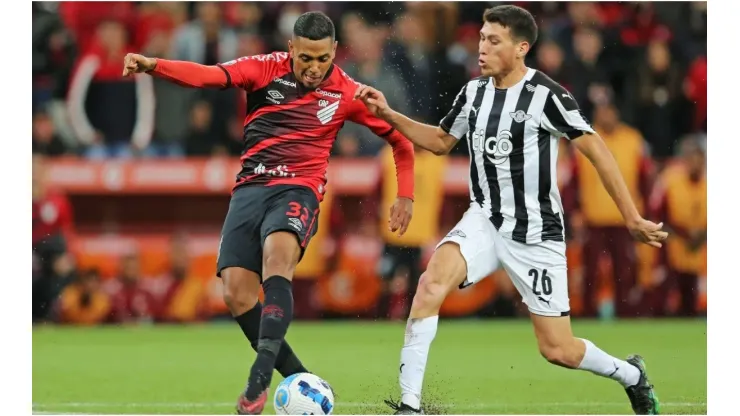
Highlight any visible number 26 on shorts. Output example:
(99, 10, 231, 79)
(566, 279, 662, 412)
(529, 268, 553, 296)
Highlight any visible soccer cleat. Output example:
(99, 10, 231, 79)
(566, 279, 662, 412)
(624, 354, 660, 415)
(236, 388, 269, 415)
(384, 399, 424, 415)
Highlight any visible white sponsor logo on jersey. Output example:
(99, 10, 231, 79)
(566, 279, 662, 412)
(316, 88, 342, 99)
(471, 128, 513, 165)
(273, 77, 297, 88)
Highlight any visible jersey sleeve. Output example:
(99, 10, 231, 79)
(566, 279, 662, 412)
(218, 53, 286, 91)
(541, 89, 595, 140)
(347, 98, 396, 137)
(439, 84, 471, 140)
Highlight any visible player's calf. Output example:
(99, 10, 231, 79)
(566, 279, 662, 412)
(222, 268, 261, 315)
(243, 232, 302, 402)
(395, 243, 468, 412)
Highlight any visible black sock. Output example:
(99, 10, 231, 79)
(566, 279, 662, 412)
(234, 303, 308, 377)
(245, 276, 294, 400)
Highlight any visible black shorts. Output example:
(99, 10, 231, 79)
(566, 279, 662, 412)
(217, 184, 320, 279)
(377, 243, 422, 283)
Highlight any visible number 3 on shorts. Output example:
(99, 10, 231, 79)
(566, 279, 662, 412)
(286, 201, 310, 228)
(529, 268, 553, 296)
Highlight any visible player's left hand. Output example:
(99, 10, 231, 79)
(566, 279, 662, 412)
(627, 218, 669, 248)
(389, 197, 413, 236)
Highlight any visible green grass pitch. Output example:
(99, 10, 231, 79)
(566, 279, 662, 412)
(32, 319, 706, 415)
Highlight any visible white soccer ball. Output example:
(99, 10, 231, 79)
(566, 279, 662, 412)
(273, 372, 335, 415)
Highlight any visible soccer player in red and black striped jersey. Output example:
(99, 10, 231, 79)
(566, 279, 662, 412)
(123, 11, 415, 415)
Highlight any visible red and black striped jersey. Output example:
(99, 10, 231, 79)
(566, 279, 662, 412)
(215, 51, 409, 201)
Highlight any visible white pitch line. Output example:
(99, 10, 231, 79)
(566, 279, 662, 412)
(32, 401, 706, 409)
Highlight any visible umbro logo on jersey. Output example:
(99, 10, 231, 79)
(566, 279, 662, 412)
(525, 84, 536, 93)
(477, 80, 488, 88)
(317, 100, 340, 124)
(267, 90, 284, 104)
(510, 110, 533, 123)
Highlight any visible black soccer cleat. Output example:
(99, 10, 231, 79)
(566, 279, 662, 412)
(384, 399, 424, 415)
(624, 354, 660, 415)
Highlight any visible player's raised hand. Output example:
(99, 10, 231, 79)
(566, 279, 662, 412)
(627, 218, 669, 248)
(389, 197, 413, 237)
(354, 85, 392, 120)
(122, 53, 157, 77)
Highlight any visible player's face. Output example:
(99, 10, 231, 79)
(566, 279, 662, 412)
(478, 22, 528, 77)
(289, 36, 337, 89)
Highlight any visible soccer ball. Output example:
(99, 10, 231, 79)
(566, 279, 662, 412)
(273, 372, 335, 415)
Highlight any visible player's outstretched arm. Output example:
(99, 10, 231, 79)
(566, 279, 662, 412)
(572, 133, 668, 248)
(354, 86, 457, 155)
(122, 53, 229, 89)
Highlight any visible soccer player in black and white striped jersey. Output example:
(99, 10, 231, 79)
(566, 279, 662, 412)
(355, 5, 667, 415)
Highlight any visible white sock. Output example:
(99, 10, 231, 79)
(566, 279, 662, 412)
(577, 339, 641, 387)
(399, 316, 438, 410)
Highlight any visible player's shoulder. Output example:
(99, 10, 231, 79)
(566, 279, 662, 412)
(528, 69, 569, 97)
(221, 51, 290, 68)
(330, 64, 364, 97)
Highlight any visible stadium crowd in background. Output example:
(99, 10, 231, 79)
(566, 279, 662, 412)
(31, 1, 707, 325)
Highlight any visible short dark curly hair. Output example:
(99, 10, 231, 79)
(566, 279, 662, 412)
(293, 11, 335, 41)
(483, 5, 538, 46)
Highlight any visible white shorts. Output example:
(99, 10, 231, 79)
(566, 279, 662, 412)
(436, 204, 570, 317)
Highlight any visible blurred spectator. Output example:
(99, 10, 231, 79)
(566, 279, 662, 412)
(571, 102, 653, 318)
(318, 217, 383, 318)
(170, 2, 237, 65)
(339, 20, 411, 155)
(447, 23, 482, 79)
(185, 100, 218, 156)
(151, 236, 208, 323)
(619, 3, 672, 48)
(226, 3, 264, 35)
(106, 253, 158, 324)
(684, 55, 707, 133)
(628, 40, 690, 160)
(32, 155, 76, 323)
(58, 1, 136, 54)
(534, 39, 566, 85)
(57, 269, 111, 326)
(649, 136, 706, 316)
(33, 2, 77, 110)
(333, 133, 361, 158)
(565, 26, 611, 120)
(32, 111, 67, 156)
(376, 145, 447, 320)
(67, 20, 155, 158)
(547, 2, 602, 59)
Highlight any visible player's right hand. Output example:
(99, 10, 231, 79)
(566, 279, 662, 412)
(354, 85, 392, 120)
(122, 53, 157, 77)
(627, 218, 669, 248)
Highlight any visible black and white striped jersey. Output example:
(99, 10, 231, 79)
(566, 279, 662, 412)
(439, 68, 595, 244)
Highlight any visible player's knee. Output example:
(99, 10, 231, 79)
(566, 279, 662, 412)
(263, 251, 298, 278)
(414, 271, 449, 310)
(222, 270, 260, 314)
(263, 232, 301, 278)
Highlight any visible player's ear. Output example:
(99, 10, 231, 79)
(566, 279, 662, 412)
(288, 39, 294, 56)
(518, 41, 530, 59)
